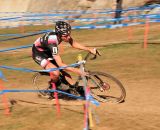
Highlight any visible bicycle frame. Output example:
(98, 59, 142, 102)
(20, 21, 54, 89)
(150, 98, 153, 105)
(73, 50, 101, 87)
(32, 49, 126, 103)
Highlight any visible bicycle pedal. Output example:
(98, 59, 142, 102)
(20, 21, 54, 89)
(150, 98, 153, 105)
(48, 96, 55, 100)
(37, 93, 52, 100)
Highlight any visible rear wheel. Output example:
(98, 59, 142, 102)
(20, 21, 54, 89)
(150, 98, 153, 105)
(88, 71, 126, 103)
(32, 72, 80, 99)
(32, 72, 51, 97)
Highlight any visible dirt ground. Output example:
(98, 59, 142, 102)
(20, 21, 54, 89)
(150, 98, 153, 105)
(0, 24, 160, 130)
(1, 77, 160, 130)
(95, 79, 160, 130)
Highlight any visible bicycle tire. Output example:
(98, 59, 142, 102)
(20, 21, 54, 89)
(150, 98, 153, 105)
(32, 72, 79, 99)
(88, 71, 126, 103)
(32, 72, 51, 97)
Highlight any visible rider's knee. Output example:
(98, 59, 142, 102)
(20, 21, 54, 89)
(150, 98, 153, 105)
(53, 70, 60, 78)
(50, 71, 60, 82)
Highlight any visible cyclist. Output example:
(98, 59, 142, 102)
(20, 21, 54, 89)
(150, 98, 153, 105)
(32, 21, 96, 89)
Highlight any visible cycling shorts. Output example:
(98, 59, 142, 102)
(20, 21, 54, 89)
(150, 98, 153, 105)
(32, 45, 58, 68)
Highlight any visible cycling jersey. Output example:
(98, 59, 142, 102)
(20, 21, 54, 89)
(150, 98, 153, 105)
(32, 32, 61, 68)
(32, 31, 73, 68)
(34, 32, 59, 54)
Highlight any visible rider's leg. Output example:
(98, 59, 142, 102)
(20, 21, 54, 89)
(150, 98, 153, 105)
(61, 70, 75, 86)
(45, 62, 60, 83)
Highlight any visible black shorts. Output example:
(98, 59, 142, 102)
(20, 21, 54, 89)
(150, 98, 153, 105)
(32, 45, 58, 68)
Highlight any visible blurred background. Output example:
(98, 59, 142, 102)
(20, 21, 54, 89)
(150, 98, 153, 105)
(0, 0, 160, 28)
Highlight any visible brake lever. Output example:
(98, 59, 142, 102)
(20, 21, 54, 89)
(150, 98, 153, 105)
(90, 49, 101, 60)
(97, 50, 101, 56)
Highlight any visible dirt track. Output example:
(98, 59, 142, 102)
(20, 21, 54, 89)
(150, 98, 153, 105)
(1, 78, 159, 130)
(96, 79, 160, 130)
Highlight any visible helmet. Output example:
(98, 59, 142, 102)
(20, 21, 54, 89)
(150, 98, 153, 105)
(55, 21, 71, 36)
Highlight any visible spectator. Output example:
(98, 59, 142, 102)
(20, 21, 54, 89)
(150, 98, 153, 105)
(114, 0, 123, 24)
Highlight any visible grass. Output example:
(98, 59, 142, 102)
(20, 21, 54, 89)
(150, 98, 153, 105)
(0, 23, 160, 130)
(0, 106, 84, 130)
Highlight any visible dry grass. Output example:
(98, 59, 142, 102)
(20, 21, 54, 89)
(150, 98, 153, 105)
(0, 23, 160, 130)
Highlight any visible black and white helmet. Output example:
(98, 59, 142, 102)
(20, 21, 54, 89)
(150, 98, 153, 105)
(55, 21, 71, 36)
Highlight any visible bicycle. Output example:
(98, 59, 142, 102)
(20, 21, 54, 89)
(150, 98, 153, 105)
(32, 50, 126, 103)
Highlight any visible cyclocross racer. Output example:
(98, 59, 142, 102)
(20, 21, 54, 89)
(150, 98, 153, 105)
(32, 21, 96, 87)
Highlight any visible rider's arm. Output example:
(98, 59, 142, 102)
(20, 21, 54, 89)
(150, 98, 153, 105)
(53, 54, 83, 75)
(47, 40, 83, 75)
(68, 37, 96, 55)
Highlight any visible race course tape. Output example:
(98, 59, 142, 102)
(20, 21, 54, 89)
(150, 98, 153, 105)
(0, 30, 50, 37)
(1, 13, 160, 38)
(0, 61, 85, 73)
(72, 20, 160, 29)
(0, 89, 84, 99)
(1, 18, 159, 31)
(0, 70, 6, 81)
(0, 89, 100, 106)
(0, 30, 49, 42)
(1, 13, 160, 23)
(0, 19, 159, 53)
(0, 44, 32, 52)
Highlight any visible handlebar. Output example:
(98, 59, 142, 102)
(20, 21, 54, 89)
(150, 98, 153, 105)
(76, 49, 101, 68)
(84, 49, 101, 62)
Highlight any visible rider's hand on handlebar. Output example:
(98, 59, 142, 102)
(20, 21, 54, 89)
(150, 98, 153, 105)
(89, 48, 97, 55)
(88, 48, 101, 60)
(89, 48, 101, 56)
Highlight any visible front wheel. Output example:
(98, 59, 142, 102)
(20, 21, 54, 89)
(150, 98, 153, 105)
(88, 71, 126, 103)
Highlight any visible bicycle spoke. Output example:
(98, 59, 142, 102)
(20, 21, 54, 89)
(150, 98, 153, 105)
(88, 72, 126, 103)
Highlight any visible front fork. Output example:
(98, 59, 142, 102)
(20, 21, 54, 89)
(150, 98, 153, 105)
(89, 74, 110, 92)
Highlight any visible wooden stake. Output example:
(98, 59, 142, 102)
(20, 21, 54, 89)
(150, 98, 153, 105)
(143, 18, 149, 48)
